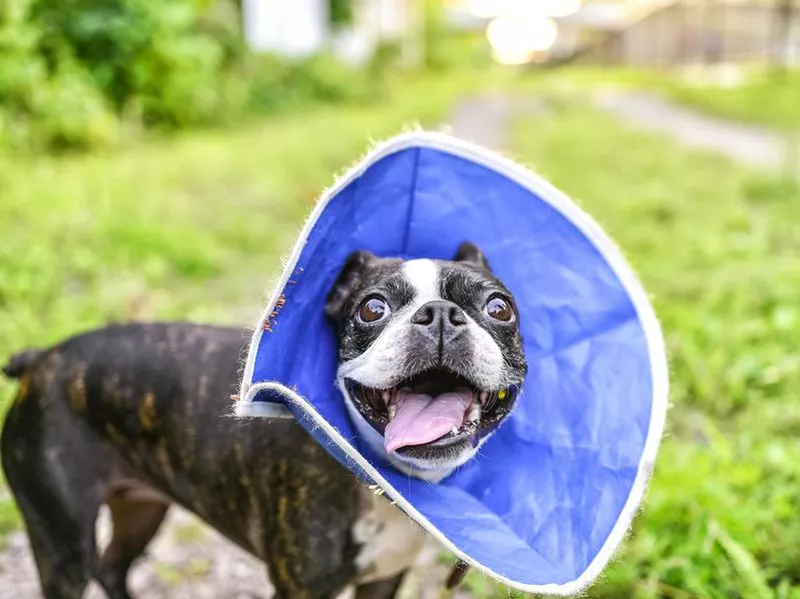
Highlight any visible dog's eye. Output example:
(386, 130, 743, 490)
(485, 296, 513, 322)
(358, 296, 390, 323)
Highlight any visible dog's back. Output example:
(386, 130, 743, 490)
(0, 323, 383, 599)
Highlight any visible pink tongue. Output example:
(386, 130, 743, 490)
(384, 388, 473, 453)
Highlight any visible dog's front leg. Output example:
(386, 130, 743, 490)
(257, 446, 364, 599)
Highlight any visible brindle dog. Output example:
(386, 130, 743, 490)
(1, 323, 408, 599)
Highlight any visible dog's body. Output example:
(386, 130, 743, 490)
(3, 243, 527, 599)
(1, 323, 422, 599)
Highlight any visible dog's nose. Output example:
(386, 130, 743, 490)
(411, 301, 468, 339)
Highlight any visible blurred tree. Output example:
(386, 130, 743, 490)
(30, 0, 227, 127)
(0, 0, 117, 149)
(197, 0, 246, 65)
(422, 0, 448, 69)
(773, 0, 796, 75)
(329, 0, 354, 28)
(0, 0, 393, 151)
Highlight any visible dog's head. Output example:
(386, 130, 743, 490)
(325, 243, 527, 481)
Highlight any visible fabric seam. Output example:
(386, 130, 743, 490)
(401, 147, 421, 256)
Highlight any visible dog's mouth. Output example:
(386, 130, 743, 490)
(345, 369, 519, 456)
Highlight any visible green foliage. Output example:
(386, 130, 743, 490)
(0, 0, 391, 152)
(32, 0, 228, 128)
(421, 0, 492, 72)
(421, 0, 452, 70)
(0, 0, 228, 149)
(280, 53, 377, 104)
(369, 39, 406, 75)
(232, 52, 381, 116)
(0, 0, 118, 149)
(329, 0, 354, 28)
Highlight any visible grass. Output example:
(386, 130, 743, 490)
(570, 65, 800, 131)
(0, 71, 472, 386)
(153, 563, 183, 587)
(0, 495, 19, 549)
(651, 68, 800, 131)
(172, 521, 206, 544)
(4, 66, 800, 597)
(465, 84, 800, 598)
(0, 70, 481, 535)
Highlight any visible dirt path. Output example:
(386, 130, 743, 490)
(0, 94, 518, 599)
(445, 93, 519, 152)
(595, 89, 797, 173)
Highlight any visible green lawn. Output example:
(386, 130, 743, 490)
(0, 70, 479, 537)
(593, 66, 800, 131)
(3, 68, 800, 598)
(0, 72, 474, 378)
(467, 88, 800, 598)
(544, 66, 800, 131)
(653, 68, 800, 132)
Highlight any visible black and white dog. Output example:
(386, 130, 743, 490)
(1, 242, 527, 599)
(326, 242, 528, 481)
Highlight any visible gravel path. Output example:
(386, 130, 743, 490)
(0, 94, 517, 599)
(595, 89, 798, 174)
(445, 94, 515, 152)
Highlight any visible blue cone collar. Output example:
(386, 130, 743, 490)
(235, 132, 668, 595)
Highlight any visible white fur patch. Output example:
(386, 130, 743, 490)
(402, 259, 440, 305)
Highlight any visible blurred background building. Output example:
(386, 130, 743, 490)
(242, 0, 799, 68)
(242, 0, 420, 65)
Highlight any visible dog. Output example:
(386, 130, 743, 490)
(1, 242, 527, 599)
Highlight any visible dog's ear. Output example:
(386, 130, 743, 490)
(325, 251, 376, 320)
(454, 242, 491, 271)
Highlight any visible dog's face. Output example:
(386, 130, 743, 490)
(325, 243, 527, 481)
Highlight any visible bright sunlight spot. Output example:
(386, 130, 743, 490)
(486, 16, 559, 65)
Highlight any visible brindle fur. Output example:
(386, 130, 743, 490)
(1, 323, 406, 599)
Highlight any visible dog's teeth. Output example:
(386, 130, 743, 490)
(382, 390, 390, 404)
(388, 400, 397, 421)
(450, 426, 459, 435)
(468, 400, 481, 424)
(479, 391, 489, 406)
